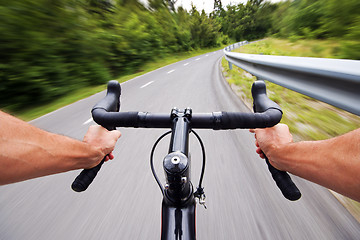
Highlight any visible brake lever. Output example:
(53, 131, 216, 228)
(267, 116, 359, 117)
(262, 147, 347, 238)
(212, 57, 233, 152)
(194, 187, 207, 209)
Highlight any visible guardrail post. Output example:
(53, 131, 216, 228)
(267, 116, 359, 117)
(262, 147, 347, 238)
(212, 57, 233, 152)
(228, 61, 233, 70)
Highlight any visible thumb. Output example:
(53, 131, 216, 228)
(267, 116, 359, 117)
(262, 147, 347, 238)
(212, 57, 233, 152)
(110, 130, 121, 140)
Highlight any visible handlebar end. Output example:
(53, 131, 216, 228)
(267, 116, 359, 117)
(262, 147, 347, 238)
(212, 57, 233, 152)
(92, 80, 121, 121)
(265, 157, 302, 201)
(107, 80, 121, 98)
(71, 181, 87, 192)
(252, 80, 281, 113)
(251, 80, 267, 96)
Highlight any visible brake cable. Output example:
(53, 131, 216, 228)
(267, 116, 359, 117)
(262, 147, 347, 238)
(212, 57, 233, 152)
(150, 131, 171, 196)
(150, 129, 207, 206)
(191, 130, 207, 209)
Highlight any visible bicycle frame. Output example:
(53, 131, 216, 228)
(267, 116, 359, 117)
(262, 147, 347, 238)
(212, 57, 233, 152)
(161, 200, 196, 240)
(161, 108, 196, 239)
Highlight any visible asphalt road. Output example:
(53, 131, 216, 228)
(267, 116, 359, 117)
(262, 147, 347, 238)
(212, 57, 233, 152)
(1, 51, 359, 239)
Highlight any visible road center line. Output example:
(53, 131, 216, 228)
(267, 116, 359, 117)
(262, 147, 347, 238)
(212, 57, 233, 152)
(83, 118, 93, 125)
(205, 54, 209, 57)
(183, 63, 189, 66)
(140, 81, 154, 88)
(195, 58, 201, 61)
(167, 69, 175, 74)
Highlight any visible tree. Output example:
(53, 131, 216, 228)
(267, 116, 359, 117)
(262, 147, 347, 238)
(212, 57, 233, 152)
(167, 0, 178, 11)
(212, 0, 223, 17)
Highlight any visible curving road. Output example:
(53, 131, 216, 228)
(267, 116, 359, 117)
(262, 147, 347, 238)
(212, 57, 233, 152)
(1, 51, 359, 239)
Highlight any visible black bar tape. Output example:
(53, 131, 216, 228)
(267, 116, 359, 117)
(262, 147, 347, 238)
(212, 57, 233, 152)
(220, 109, 282, 129)
(137, 113, 172, 128)
(92, 110, 140, 128)
(265, 156, 301, 201)
(72, 159, 105, 192)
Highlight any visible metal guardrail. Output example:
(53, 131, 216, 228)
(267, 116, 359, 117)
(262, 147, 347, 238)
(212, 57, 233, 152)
(224, 42, 360, 116)
(224, 41, 248, 53)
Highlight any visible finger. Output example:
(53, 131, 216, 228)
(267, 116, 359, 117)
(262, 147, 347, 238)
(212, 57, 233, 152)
(256, 147, 262, 154)
(110, 130, 122, 140)
(255, 140, 259, 147)
(249, 129, 255, 133)
(108, 152, 115, 160)
(259, 153, 265, 159)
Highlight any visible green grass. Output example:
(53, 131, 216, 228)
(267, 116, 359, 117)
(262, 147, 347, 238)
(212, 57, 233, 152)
(237, 38, 342, 59)
(222, 38, 360, 141)
(4, 45, 226, 121)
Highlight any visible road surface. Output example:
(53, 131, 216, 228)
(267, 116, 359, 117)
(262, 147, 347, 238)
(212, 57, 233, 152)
(1, 50, 359, 239)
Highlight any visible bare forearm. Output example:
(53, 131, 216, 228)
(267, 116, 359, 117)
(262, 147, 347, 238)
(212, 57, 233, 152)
(270, 129, 360, 201)
(0, 111, 103, 185)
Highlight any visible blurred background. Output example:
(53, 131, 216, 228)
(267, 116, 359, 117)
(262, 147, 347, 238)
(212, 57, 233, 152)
(1, 0, 359, 117)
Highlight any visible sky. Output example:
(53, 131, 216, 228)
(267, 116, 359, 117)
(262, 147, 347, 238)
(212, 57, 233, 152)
(177, 0, 264, 13)
(139, 0, 283, 13)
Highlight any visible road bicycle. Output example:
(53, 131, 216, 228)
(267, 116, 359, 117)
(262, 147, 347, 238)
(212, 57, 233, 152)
(71, 80, 301, 240)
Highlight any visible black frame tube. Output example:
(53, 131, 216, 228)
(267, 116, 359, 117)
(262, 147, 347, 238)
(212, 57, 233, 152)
(161, 199, 196, 240)
(161, 110, 196, 240)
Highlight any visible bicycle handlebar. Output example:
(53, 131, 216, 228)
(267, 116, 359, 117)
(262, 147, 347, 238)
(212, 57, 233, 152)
(72, 80, 301, 201)
(90, 80, 283, 130)
(71, 81, 120, 192)
(252, 81, 301, 201)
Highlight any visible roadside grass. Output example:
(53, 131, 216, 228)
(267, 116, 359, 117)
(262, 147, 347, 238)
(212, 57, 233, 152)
(238, 38, 342, 59)
(222, 37, 360, 221)
(5, 45, 226, 121)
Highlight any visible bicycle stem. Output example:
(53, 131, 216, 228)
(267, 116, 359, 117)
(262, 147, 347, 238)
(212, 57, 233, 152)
(163, 108, 194, 205)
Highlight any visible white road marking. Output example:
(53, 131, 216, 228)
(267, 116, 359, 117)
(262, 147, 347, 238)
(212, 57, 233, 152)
(184, 63, 189, 66)
(195, 58, 201, 61)
(83, 118, 93, 125)
(140, 81, 154, 88)
(167, 69, 175, 74)
(205, 54, 209, 57)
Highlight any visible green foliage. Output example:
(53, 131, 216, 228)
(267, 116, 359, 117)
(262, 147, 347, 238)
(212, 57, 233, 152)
(0, 0, 221, 110)
(269, 0, 360, 59)
(213, 0, 274, 41)
(339, 16, 360, 60)
(272, 0, 360, 40)
(0, 0, 111, 108)
(2, 0, 359, 111)
(190, 7, 220, 48)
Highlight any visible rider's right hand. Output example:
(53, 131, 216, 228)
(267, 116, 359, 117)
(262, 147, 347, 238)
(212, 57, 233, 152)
(250, 123, 293, 171)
